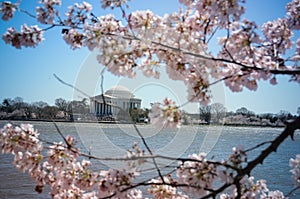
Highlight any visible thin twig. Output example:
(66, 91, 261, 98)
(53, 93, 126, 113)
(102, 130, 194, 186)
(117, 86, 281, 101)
(244, 140, 273, 153)
(52, 122, 71, 148)
(285, 186, 300, 198)
(133, 124, 166, 183)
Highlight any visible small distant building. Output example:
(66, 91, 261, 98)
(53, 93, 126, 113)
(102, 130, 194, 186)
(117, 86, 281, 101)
(90, 85, 142, 117)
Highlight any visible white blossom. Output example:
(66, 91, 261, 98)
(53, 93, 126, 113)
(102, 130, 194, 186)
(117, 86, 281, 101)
(290, 154, 300, 187)
(0, 1, 18, 21)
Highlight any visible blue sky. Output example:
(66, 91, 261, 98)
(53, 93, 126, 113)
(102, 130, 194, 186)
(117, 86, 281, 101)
(0, 0, 299, 115)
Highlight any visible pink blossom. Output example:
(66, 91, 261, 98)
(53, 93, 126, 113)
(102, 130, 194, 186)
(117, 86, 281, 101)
(220, 176, 284, 199)
(21, 24, 44, 47)
(228, 146, 247, 167)
(2, 27, 22, 48)
(270, 76, 278, 85)
(179, 0, 194, 7)
(101, 0, 130, 9)
(0, 1, 18, 21)
(126, 142, 146, 169)
(36, 0, 61, 24)
(98, 168, 139, 198)
(63, 28, 84, 49)
(139, 56, 160, 78)
(148, 177, 189, 199)
(177, 152, 216, 196)
(261, 190, 285, 199)
(286, 0, 300, 29)
(2, 25, 44, 49)
(149, 99, 182, 128)
(262, 18, 293, 54)
(128, 189, 143, 199)
(290, 154, 300, 187)
(64, 2, 92, 27)
(193, 0, 246, 28)
(218, 19, 261, 63)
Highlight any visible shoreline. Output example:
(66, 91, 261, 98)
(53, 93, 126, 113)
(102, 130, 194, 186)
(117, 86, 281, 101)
(0, 119, 285, 128)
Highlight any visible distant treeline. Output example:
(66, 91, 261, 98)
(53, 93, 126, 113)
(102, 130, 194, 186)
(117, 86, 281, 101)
(0, 97, 149, 122)
(0, 97, 89, 120)
(0, 97, 299, 125)
(182, 103, 299, 126)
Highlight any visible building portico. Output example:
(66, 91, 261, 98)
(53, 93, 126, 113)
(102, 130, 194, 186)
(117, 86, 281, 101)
(90, 85, 142, 119)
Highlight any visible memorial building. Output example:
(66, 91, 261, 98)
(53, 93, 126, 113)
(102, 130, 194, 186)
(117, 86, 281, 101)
(90, 85, 141, 118)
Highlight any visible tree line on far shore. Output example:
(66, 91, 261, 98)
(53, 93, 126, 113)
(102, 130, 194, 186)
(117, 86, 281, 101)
(0, 97, 298, 126)
(0, 97, 150, 122)
(0, 97, 89, 121)
(183, 103, 299, 126)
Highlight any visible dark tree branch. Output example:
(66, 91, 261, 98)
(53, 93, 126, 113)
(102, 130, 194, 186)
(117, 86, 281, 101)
(242, 117, 300, 176)
(244, 140, 273, 153)
(133, 124, 166, 183)
(285, 186, 300, 197)
(52, 122, 71, 148)
(202, 117, 300, 199)
(103, 32, 300, 76)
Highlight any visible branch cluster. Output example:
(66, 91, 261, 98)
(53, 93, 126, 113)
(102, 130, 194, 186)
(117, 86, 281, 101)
(1, 0, 300, 105)
(0, 117, 299, 198)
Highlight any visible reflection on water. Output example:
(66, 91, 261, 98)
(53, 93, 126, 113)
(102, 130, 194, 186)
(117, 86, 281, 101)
(0, 121, 299, 198)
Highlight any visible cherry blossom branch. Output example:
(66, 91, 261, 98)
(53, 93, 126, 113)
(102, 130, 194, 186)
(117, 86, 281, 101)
(244, 140, 273, 153)
(202, 116, 300, 198)
(101, 31, 300, 76)
(54, 73, 166, 182)
(0, 115, 298, 198)
(52, 121, 73, 148)
(19, 8, 36, 19)
(242, 117, 300, 176)
(150, 40, 300, 75)
(285, 186, 300, 197)
(132, 124, 166, 183)
(178, 72, 248, 109)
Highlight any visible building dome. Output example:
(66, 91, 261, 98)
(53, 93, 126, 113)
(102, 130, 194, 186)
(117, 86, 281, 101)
(105, 85, 134, 98)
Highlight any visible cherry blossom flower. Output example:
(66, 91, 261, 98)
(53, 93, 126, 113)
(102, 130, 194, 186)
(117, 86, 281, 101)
(228, 146, 247, 167)
(126, 142, 146, 170)
(98, 168, 139, 198)
(21, 24, 45, 47)
(177, 152, 217, 196)
(261, 190, 285, 199)
(270, 76, 278, 85)
(290, 154, 300, 187)
(64, 1, 92, 27)
(286, 0, 300, 30)
(2, 25, 44, 49)
(139, 56, 160, 78)
(0, 1, 19, 21)
(149, 98, 182, 128)
(101, 0, 130, 9)
(128, 189, 143, 199)
(148, 177, 189, 199)
(63, 28, 84, 49)
(262, 18, 293, 55)
(220, 176, 285, 199)
(36, 0, 61, 24)
(192, 0, 246, 28)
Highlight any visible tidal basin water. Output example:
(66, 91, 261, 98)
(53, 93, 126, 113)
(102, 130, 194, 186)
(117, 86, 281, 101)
(0, 121, 299, 198)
